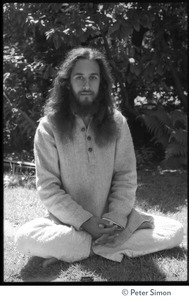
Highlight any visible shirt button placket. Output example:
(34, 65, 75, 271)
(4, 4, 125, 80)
(87, 135, 92, 153)
(86, 134, 95, 165)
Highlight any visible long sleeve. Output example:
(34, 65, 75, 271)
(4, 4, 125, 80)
(34, 117, 93, 230)
(102, 115, 137, 228)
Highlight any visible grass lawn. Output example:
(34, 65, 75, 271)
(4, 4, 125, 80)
(4, 168, 187, 282)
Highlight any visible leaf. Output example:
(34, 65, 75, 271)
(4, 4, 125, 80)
(140, 14, 150, 28)
(169, 129, 187, 145)
(156, 65, 164, 76)
(53, 3, 62, 13)
(63, 28, 70, 34)
(130, 63, 135, 74)
(166, 142, 187, 158)
(129, 46, 135, 57)
(133, 21, 140, 32)
(151, 109, 172, 129)
(16, 108, 36, 136)
(53, 34, 61, 50)
(142, 113, 170, 147)
(132, 12, 140, 32)
(120, 21, 133, 38)
(43, 64, 52, 79)
(170, 110, 187, 128)
(142, 114, 161, 135)
(154, 135, 169, 148)
(108, 21, 120, 36)
(126, 73, 133, 84)
(3, 72, 10, 83)
(134, 65, 142, 76)
(4, 104, 12, 120)
(148, 11, 155, 22)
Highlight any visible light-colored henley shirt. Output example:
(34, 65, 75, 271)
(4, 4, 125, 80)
(34, 109, 137, 231)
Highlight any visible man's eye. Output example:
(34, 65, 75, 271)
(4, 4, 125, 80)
(76, 76, 84, 81)
(90, 76, 97, 80)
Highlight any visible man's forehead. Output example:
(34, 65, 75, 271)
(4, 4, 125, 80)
(72, 59, 100, 74)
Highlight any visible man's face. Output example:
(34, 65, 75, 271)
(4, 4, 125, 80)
(70, 59, 100, 107)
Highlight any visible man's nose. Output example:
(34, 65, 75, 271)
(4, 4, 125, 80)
(83, 78, 90, 89)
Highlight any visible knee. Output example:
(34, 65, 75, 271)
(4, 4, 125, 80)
(15, 221, 36, 254)
(15, 227, 25, 252)
(15, 217, 51, 253)
(14, 224, 29, 253)
(173, 220, 184, 246)
(155, 215, 184, 246)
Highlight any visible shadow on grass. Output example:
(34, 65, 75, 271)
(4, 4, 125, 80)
(19, 246, 187, 283)
(157, 246, 187, 260)
(20, 256, 69, 282)
(79, 255, 167, 282)
(79, 246, 187, 282)
(136, 170, 187, 214)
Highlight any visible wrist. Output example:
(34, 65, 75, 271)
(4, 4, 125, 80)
(80, 216, 93, 230)
(102, 218, 123, 229)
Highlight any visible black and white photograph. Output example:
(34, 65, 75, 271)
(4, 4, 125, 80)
(3, 2, 187, 290)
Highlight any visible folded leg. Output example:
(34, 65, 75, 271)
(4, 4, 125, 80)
(93, 215, 184, 262)
(15, 217, 92, 263)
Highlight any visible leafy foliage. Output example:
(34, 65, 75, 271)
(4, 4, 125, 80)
(3, 3, 187, 162)
(135, 146, 155, 169)
(140, 107, 187, 168)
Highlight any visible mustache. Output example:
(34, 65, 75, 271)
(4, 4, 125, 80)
(79, 91, 94, 94)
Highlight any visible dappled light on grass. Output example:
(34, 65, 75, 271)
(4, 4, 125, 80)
(136, 169, 187, 214)
(4, 187, 47, 225)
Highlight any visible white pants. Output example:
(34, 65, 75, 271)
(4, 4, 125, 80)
(15, 215, 184, 263)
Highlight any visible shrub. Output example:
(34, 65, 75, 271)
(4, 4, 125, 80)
(139, 107, 187, 169)
(135, 146, 155, 169)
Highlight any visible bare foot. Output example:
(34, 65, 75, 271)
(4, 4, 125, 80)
(42, 257, 58, 268)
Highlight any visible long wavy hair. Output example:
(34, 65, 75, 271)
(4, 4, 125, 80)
(44, 47, 120, 146)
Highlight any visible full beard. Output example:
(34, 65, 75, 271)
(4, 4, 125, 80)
(69, 89, 101, 117)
